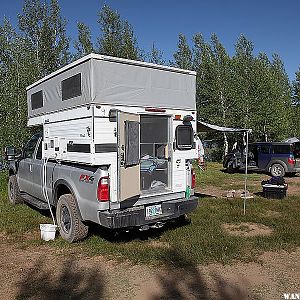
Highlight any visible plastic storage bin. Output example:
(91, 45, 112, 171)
(262, 184, 287, 199)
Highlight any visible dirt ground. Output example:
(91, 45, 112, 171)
(1, 175, 299, 300)
(0, 233, 299, 300)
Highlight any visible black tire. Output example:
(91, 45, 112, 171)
(56, 194, 88, 243)
(8, 175, 23, 205)
(270, 163, 285, 177)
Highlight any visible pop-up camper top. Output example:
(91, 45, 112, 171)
(7, 54, 199, 242)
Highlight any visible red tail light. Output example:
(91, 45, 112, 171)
(191, 168, 196, 189)
(97, 176, 110, 201)
(288, 156, 295, 165)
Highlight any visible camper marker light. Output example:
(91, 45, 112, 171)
(97, 176, 110, 201)
(174, 114, 182, 120)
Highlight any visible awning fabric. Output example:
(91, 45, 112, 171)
(197, 120, 252, 133)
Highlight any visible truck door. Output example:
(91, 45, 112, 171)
(117, 111, 140, 202)
(30, 137, 45, 201)
(257, 144, 271, 170)
(18, 133, 41, 195)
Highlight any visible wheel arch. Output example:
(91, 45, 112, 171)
(267, 160, 288, 173)
(54, 179, 83, 220)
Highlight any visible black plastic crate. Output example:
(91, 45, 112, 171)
(262, 185, 287, 199)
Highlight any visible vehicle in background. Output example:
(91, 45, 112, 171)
(223, 142, 300, 177)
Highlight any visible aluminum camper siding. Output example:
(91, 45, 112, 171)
(27, 54, 196, 120)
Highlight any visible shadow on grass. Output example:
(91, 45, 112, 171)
(88, 215, 191, 243)
(152, 248, 254, 300)
(194, 192, 217, 198)
(254, 191, 264, 198)
(25, 202, 53, 218)
(16, 258, 105, 300)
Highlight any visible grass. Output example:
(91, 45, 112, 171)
(197, 162, 266, 191)
(1, 163, 300, 266)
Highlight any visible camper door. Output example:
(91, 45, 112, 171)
(117, 111, 140, 202)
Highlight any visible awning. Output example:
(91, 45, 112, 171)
(284, 137, 299, 143)
(197, 119, 252, 216)
(197, 120, 252, 133)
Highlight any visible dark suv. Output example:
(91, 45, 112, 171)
(223, 142, 300, 177)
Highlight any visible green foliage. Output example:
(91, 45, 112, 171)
(148, 42, 165, 65)
(292, 67, 300, 105)
(172, 33, 192, 69)
(0, 0, 70, 152)
(74, 22, 94, 59)
(290, 68, 300, 137)
(18, 0, 70, 76)
(173, 32, 294, 150)
(96, 4, 141, 60)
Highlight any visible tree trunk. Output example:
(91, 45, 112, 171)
(220, 90, 228, 158)
(223, 132, 229, 157)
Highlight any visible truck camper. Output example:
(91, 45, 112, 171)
(7, 54, 199, 242)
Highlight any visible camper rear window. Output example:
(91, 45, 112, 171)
(176, 125, 193, 150)
(31, 90, 43, 110)
(62, 73, 82, 101)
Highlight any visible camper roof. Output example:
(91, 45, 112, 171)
(27, 54, 196, 91)
(26, 53, 196, 118)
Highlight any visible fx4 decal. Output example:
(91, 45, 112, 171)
(79, 174, 94, 184)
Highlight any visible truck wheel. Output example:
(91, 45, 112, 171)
(270, 163, 285, 177)
(8, 175, 23, 205)
(56, 194, 88, 243)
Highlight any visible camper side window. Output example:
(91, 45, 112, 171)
(176, 125, 193, 150)
(31, 90, 43, 110)
(61, 73, 82, 101)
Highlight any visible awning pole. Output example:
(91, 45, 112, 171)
(243, 130, 249, 215)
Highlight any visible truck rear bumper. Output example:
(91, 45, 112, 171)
(98, 197, 198, 229)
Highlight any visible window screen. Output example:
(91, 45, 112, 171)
(31, 90, 43, 110)
(176, 125, 193, 150)
(140, 116, 168, 143)
(125, 121, 140, 166)
(62, 73, 82, 101)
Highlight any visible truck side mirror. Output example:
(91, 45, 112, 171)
(4, 147, 19, 161)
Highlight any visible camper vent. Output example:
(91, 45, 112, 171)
(31, 90, 43, 110)
(62, 73, 82, 101)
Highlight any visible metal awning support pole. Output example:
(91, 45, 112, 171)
(243, 130, 249, 215)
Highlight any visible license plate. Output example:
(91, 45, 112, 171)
(145, 204, 162, 218)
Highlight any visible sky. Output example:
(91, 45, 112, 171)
(1, 0, 300, 80)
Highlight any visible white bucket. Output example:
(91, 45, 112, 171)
(40, 224, 57, 241)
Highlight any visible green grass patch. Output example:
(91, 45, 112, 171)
(1, 166, 300, 266)
(197, 162, 266, 190)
